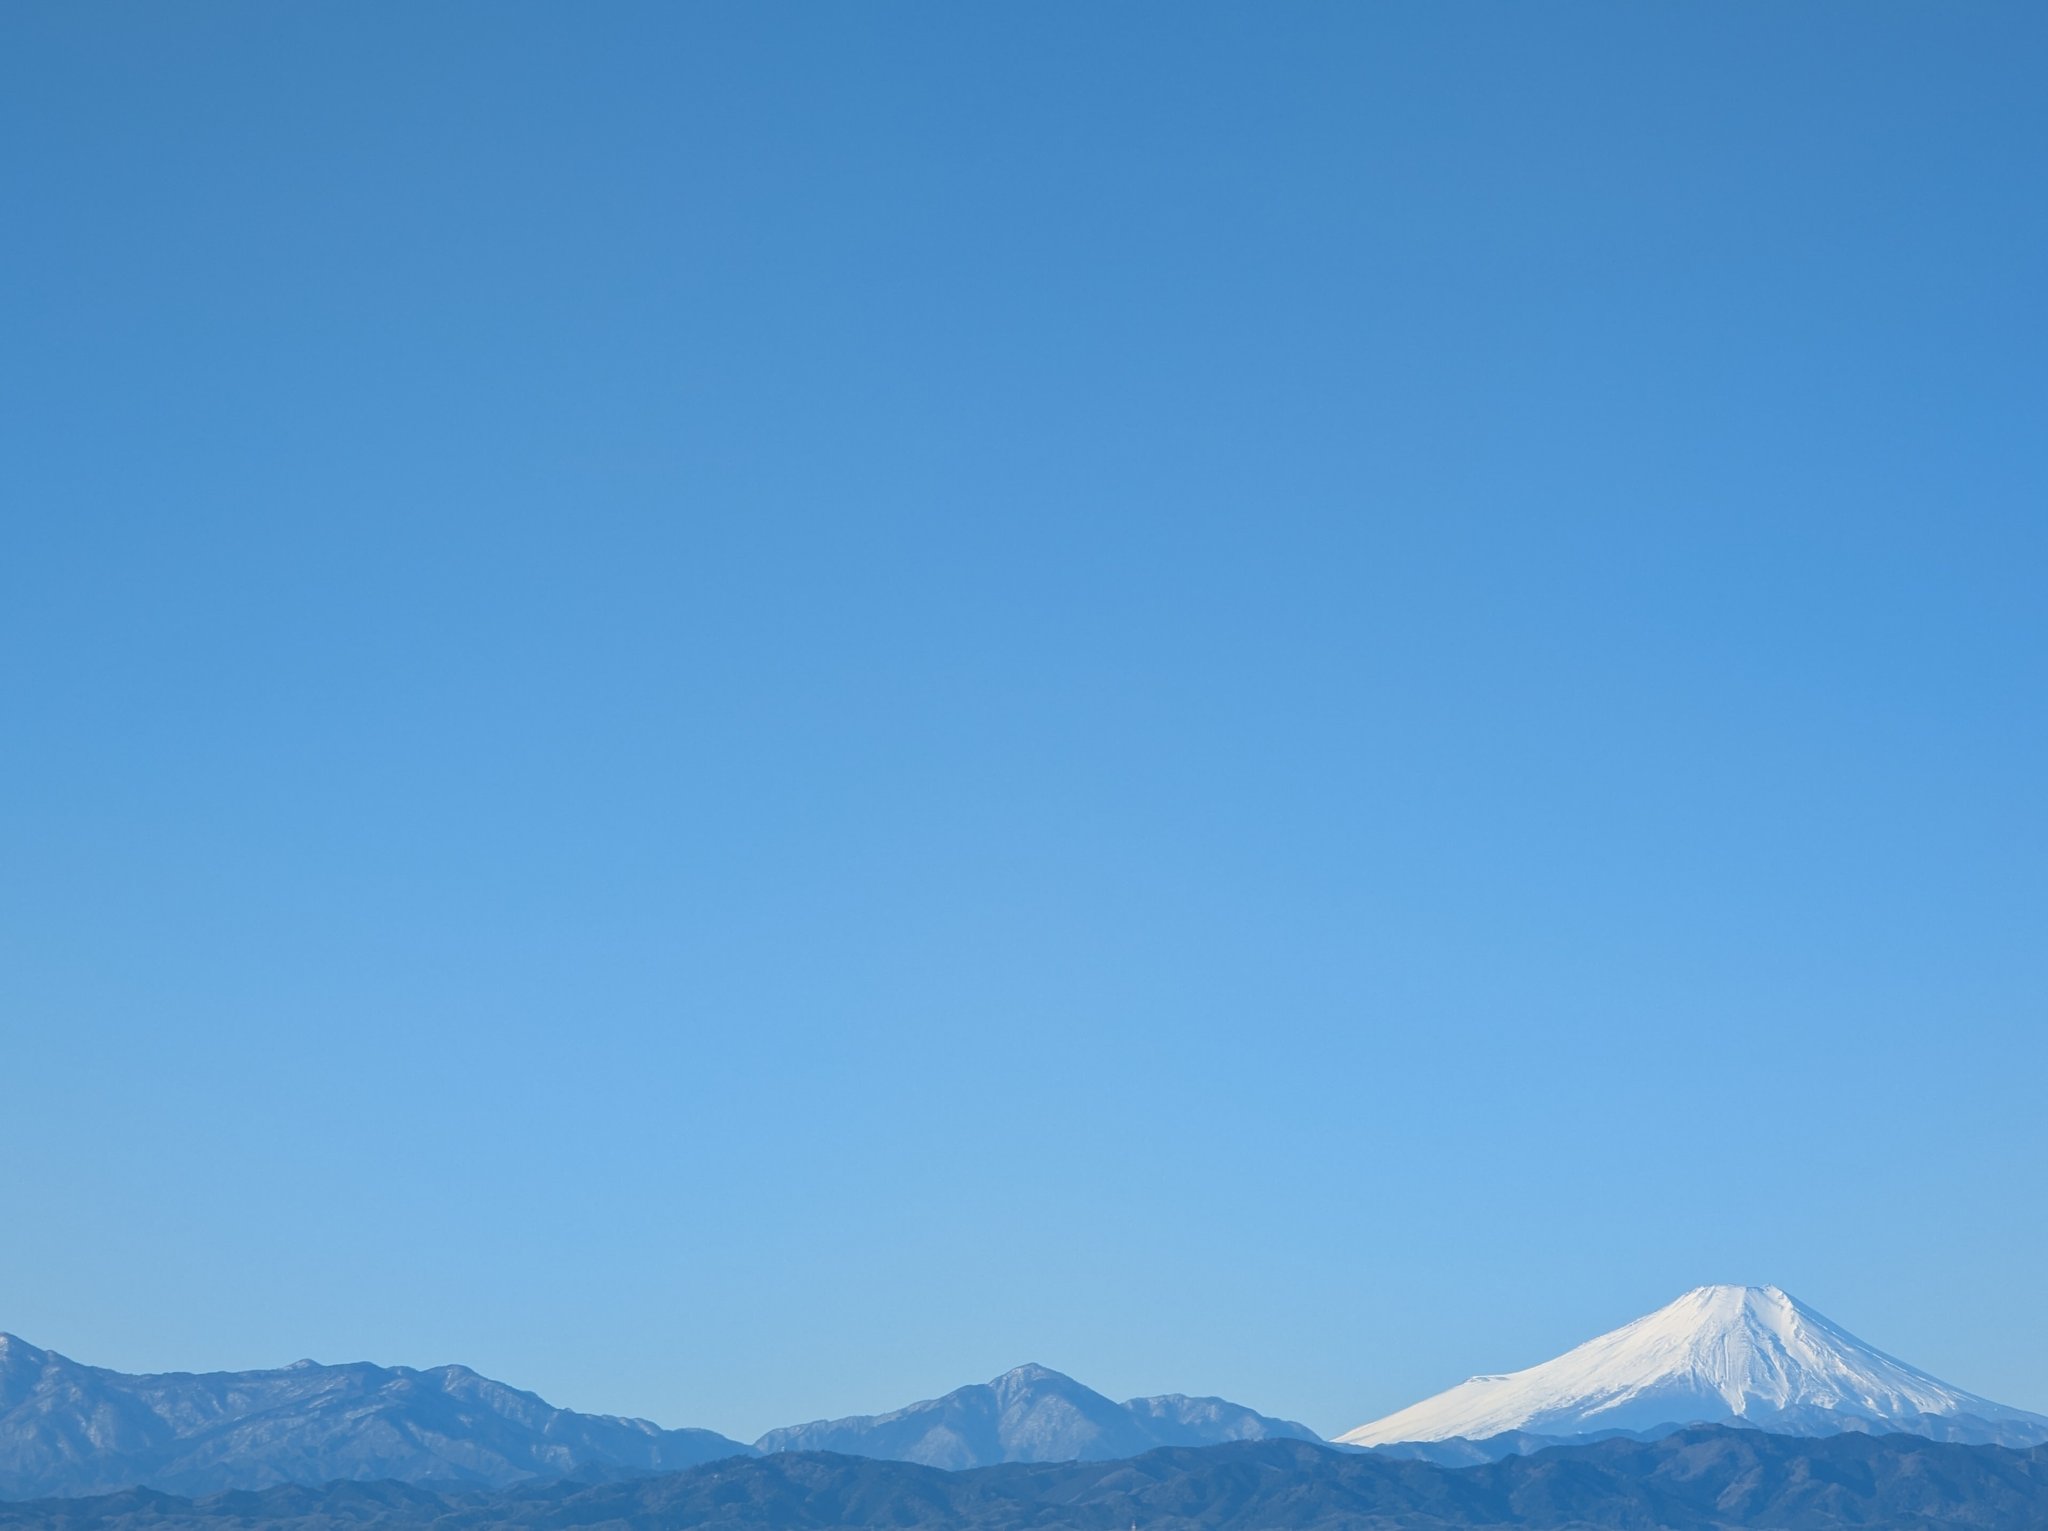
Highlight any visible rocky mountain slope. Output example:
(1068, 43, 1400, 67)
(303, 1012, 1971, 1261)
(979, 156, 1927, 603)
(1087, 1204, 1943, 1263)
(754, 1363, 1318, 1468)
(0, 1334, 751, 1499)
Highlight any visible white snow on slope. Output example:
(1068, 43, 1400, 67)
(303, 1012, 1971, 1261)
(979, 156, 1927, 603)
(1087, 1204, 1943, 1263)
(1340, 1284, 2048, 1448)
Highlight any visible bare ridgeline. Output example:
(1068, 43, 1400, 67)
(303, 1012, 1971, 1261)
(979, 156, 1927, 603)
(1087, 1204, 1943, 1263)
(1, 1288, 2044, 1528)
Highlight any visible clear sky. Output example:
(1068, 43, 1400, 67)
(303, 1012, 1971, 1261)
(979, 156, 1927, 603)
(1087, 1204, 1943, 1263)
(3, 3, 2044, 1443)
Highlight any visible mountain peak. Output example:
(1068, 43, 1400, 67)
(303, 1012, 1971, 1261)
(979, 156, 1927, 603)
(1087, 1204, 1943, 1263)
(1691, 1282, 1786, 1301)
(1638, 1283, 1820, 1357)
(1675, 1282, 1797, 1316)
(1340, 1285, 2048, 1449)
(990, 1362, 1074, 1390)
(0, 1333, 45, 1366)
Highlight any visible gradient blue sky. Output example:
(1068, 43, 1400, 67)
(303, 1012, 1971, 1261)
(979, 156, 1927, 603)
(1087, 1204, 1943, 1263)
(3, 3, 2045, 1441)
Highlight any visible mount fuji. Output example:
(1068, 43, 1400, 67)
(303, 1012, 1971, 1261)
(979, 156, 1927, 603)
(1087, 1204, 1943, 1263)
(1341, 1284, 2048, 1451)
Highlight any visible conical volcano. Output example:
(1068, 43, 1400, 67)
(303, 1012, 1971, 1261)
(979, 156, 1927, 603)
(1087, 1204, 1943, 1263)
(1340, 1284, 2048, 1448)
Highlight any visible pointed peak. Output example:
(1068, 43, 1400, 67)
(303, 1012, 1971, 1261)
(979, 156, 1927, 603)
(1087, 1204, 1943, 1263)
(985, 1363, 1107, 1411)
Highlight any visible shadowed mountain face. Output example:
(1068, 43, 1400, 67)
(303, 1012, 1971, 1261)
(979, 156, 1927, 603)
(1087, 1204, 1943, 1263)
(751, 1364, 1321, 1468)
(0, 1335, 753, 1499)
(4, 1429, 2048, 1530)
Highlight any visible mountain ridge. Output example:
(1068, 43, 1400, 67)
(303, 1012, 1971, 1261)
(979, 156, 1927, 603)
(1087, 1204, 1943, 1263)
(0, 1332, 753, 1500)
(0, 1339, 1309, 1500)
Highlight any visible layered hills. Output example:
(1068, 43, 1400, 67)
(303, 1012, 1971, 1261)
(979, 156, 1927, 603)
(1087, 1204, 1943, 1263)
(6, 1429, 2048, 1531)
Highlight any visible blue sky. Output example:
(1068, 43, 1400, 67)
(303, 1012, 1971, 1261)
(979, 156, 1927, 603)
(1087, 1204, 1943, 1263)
(2, 3, 2044, 1440)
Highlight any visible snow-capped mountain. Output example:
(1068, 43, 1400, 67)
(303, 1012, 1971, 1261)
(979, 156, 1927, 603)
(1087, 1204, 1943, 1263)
(1340, 1284, 2048, 1449)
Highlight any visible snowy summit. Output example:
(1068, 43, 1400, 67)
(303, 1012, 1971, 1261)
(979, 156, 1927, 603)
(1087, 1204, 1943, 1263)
(1340, 1284, 2048, 1449)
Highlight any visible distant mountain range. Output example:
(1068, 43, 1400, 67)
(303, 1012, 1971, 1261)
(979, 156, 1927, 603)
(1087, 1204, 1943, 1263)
(5, 1284, 2046, 1505)
(0, 1337, 1307, 1499)
(6, 1430, 2048, 1531)
(0, 1334, 750, 1500)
